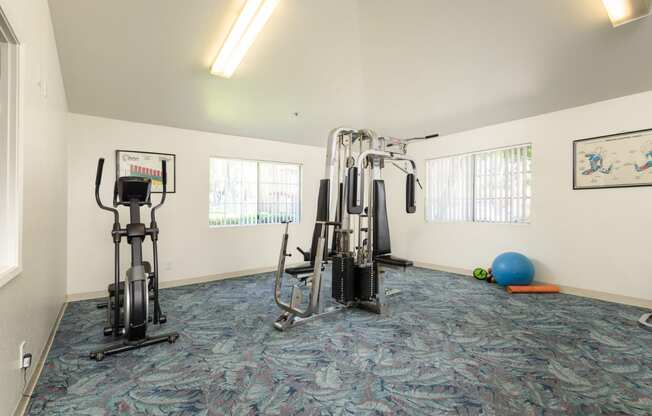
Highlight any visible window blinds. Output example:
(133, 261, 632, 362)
(426, 144, 531, 223)
(209, 158, 301, 227)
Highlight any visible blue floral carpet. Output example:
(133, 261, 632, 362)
(28, 268, 652, 415)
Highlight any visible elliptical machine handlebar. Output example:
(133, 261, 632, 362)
(95, 158, 119, 223)
(151, 160, 167, 223)
(95, 158, 104, 187)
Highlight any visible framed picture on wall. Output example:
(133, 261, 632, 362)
(573, 128, 652, 190)
(115, 150, 176, 193)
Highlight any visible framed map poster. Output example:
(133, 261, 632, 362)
(573, 128, 652, 190)
(116, 150, 176, 193)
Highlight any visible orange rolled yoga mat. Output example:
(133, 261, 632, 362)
(506, 284, 560, 294)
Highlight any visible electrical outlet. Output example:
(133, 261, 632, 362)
(22, 353, 32, 370)
(19, 341, 27, 369)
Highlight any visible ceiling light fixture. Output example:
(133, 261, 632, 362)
(211, 0, 279, 78)
(601, 0, 651, 27)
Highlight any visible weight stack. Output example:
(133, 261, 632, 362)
(355, 263, 378, 301)
(332, 255, 355, 304)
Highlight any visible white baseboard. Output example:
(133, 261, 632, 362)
(548, 283, 652, 309)
(66, 289, 105, 302)
(13, 302, 67, 416)
(414, 262, 473, 276)
(414, 262, 652, 309)
(159, 266, 275, 289)
(66, 265, 276, 302)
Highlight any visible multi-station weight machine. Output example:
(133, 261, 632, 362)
(273, 127, 437, 330)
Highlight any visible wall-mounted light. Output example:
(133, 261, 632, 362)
(601, 0, 651, 27)
(211, 0, 279, 78)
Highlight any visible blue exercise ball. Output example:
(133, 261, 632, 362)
(491, 252, 534, 286)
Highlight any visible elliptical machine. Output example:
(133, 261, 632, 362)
(91, 158, 179, 360)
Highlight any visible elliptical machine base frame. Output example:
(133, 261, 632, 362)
(90, 333, 179, 362)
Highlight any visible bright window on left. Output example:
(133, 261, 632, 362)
(0, 9, 22, 288)
(209, 158, 301, 227)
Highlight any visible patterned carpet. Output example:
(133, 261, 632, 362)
(28, 268, 652, 415)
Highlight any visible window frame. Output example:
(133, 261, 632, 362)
(425, 143, 532, 225)
(0, 7, 22, 288)
(208, 156, 302, 228)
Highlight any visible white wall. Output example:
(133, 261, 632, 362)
(0, 0, 68, 414)
(66, 113, 324, 296)
(392, 90, 652, 303)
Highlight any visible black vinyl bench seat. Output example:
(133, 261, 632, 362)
(375, 255, 413, 268)
(285, 263, 315, 276)
(285, 263, 320, 284)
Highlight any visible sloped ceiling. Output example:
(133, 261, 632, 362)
(357, 0, 652, 138)
(48, 0, 652, 146)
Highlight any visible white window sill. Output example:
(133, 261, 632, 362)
(209, 221, 301, 229)
(425, 220, 531, 225)
(0, 265, 22, 288)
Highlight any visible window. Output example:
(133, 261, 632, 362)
(0, 9, 21, 287)
(209, 158, 301, 227)
(426, 144, 532, 223)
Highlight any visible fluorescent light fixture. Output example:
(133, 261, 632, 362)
(211, 0, 279, 78)
(601, 0, 651, 27)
